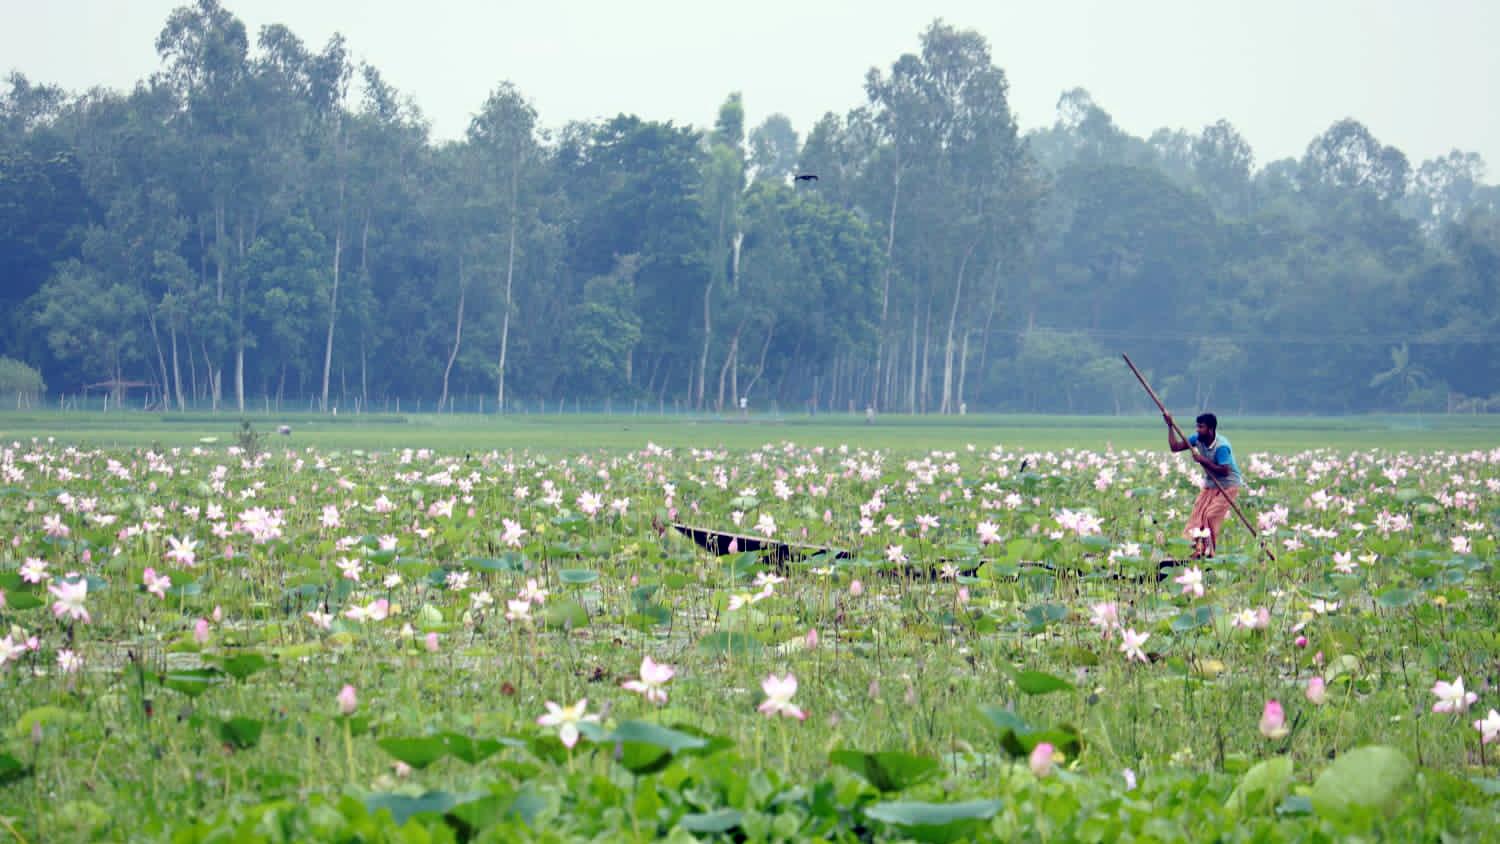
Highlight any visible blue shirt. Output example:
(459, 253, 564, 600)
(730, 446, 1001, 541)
(1187, 432, 1243, 488)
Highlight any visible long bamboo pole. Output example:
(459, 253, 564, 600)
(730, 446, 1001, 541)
(1122, 353, 1274, 562)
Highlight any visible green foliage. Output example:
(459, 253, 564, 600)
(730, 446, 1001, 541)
(3, 8, 1499, 417)
(0, 355, 45, 399)
(1309, 746, 1415, 818)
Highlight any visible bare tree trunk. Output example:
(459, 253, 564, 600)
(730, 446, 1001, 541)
(742, 321, 775, 398)
(214, 201, 226, 304)
(940, 241, 977, 414)
(956, 330, 971, 412)
(907, 307, 918, 413)
(360, 210, 370, 406)
(920, 302, 932, 414)
(716, 321, 743, 411)
(234, 222, 246, 413)
(147, 309, 171, 412)
(874, 165, 901, 411)
(170, 322, 186, 412)
(201, 341, 219, 411)
(441, 256, 467, 412)
(696, 199, 732, 410)
(497, 155, 519, 413)
(234, 341, 244, 413)
(320, 180, 344, 412)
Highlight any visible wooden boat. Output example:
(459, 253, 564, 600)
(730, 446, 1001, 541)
(659, 518, 1200, 584)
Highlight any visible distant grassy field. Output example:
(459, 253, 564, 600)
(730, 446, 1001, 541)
(1, 409, 1497, 454)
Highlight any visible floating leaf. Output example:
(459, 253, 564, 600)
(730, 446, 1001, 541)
(364, 790, 484, 826)
(830, 749, 941, 792)
(698, 631, 762, 655)
(979, 706, 1083, 759)
(215, 717, 264, 750)
(377, 736, 450, 770)
(1013, 670, 1073, 696)
(679, 809, 743, 833)
(609, 721, 709, 754)
(217, 652, 269, 681)
(439, 732, 519, 764)
(543, 599, 589, 631)
(1227, 756, 1293, 813)
(558, 569, 598, 585)
(163, 668, 223, 698)
(1171, 605, 1217, 632)
(1375, 588, 1418, 609)
(604, 720, 713, 774)
(1310, 745, 1413, 817)
(3, 591, 43, 611)
(466, 556, 524, 573)
(1022, 603, 1068, 631)
(0, 752, 30, 785)
(864, 800, 1003, 844)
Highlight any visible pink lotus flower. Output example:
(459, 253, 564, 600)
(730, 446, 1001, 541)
(56, 649, 81, 674)
(1232, 607, 1270, 630)
(849, 579, 864, 597)
(537, 699, 598, 748)
(42, 513, 69, 538)
(164, 535, 198, 567)
(977, 521, 1000, 545)
(0, 635, 25, 665)
(1432, 677, 1478, 713)
(621, 655, 676, 704)
(1174, 566, 1205, 598)
(518, 579, 549, 605)
(1119, 628, 1149, 663)
(501, 518, 528, 548)
(143, 567, 171, 599)
(48, 578, 89, 623)
(1089, 602, 1119, 638)
(1029, 742, 1060, 777)
(1260, 700, 1289, 739)
(758, 673, 806, 720)
(20, 558, 49, 584)
(1475, 709, 1500, 745)
(754, 513, 777, 538)
(337, 684, 358, 716)
(1306, 677, 1327, 705)
(193, 618, 211, 644)
(576, 492, 602, 516)
(343, 598, 389, 622)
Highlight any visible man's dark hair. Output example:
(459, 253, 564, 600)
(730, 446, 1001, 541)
(1196, 413, 1217, 430)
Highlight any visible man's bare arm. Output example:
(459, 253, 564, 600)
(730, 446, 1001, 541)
(1164, 413, 1189, 452)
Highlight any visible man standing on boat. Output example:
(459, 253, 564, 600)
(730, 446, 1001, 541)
(1163, 412, 1243, 558)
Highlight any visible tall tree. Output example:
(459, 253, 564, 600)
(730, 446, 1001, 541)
(467, 82, 541, 412)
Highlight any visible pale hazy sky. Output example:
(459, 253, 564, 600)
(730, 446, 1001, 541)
(4, 0, 1498, 174)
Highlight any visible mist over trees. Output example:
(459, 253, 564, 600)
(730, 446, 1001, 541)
(3, 1, 1498, 415)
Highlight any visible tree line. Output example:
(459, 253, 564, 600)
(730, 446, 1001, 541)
(3, 1, 1497, 415)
